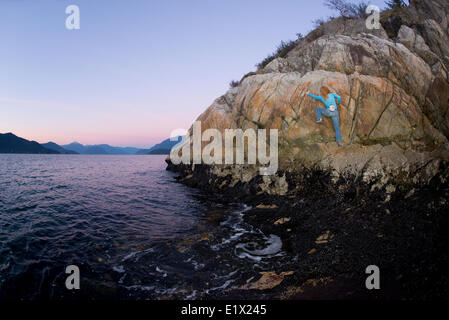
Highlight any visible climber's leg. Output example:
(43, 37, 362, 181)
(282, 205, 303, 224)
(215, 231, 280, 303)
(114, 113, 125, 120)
(316, 108, 327, 122)
(330, 111, 342, 144)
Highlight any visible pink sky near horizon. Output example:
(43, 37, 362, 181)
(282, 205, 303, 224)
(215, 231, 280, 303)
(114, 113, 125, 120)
(0, 97, 199, 148)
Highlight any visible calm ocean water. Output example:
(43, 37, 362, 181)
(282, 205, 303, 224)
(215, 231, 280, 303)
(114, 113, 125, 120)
(0, 154, 285, 300)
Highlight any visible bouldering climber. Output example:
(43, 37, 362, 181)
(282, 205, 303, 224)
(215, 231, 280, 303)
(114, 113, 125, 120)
(307, 86, 343, 147)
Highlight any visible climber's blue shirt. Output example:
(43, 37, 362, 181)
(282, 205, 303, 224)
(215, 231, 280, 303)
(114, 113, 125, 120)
(307, 93, 341, 110)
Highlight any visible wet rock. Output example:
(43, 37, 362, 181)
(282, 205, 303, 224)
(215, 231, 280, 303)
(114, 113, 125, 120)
(281, 277, 333, 300)
(176, 232, 212, 253)
(274, 217, 291, 225)
(240, 271, 294, 290)
(315, 231, 334, 244)
(256, 204, 279, 209)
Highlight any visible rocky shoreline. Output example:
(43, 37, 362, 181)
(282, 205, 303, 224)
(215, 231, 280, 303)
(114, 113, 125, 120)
(167, 161, 449, 299)
(164, 0, 449, 300)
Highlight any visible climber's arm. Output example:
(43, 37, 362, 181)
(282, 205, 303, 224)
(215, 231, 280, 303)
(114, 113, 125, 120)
(307, 92, 325, 104)
(332, 93, 341, 104)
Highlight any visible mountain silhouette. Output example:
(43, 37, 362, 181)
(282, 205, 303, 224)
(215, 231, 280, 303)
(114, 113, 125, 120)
(146, 136, 183, 155)
(0, 133, 59, 154)
(61, 142, 85, 154)
(41, 142, 78, 154)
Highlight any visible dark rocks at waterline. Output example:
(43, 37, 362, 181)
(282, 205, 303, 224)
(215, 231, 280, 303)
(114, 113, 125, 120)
(237, 189, 448, 300)
(166, 162, 449, 299)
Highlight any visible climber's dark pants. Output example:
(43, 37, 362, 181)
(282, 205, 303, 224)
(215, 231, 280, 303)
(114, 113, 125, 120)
(316, 108, 342, 143)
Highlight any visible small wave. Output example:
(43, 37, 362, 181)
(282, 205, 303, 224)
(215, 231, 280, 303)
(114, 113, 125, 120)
(124, 284, 155, 292)
(185, 290, 198, 300)
(10, 204, 37, 212)
(113, 265, 125, 273)
(206, 279, 235, 293)
(235, 234, 282, 261)
(155, 266, 167, 277)
(121, 247, 154, 262)
(212, 269, 238, 280)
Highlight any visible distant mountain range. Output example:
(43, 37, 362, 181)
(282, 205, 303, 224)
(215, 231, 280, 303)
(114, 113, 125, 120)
(0, 132, 184, 155)
(62, 142, 142, 155)
(41, 142, 78, 154)
(62, 136, 183, 155)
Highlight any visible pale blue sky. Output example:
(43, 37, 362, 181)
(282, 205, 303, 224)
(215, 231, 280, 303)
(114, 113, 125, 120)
(0, 0, 387, 147)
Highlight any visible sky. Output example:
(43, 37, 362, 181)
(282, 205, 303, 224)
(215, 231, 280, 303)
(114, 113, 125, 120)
(0, 0, 387, 148)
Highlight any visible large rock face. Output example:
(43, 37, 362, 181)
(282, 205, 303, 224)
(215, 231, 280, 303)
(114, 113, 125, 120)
(168, 0, 449, 195)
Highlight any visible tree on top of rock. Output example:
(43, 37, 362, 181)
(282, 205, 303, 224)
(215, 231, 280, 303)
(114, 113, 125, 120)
(385, 0, 407, 10)
(324, 0, 370, 19)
